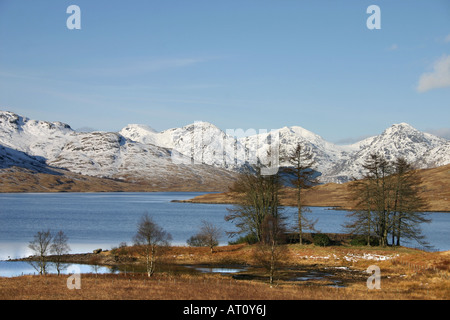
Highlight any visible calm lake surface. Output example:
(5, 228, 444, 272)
(0, 192, 448, 276)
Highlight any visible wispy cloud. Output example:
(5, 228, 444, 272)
(445, 34, 450, 43)
(72, 56, 219, 78)
(417, 54, 450, 92)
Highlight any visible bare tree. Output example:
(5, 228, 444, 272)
(187, 220, 221, 253)
(345, 177, 375, 246)
(133, 214, 172, 277)
(28, 230, 53, 275)
(50, 230, 71, 276)
(254, 215, 288, 285)
(225, 162, 284, 243)
(89, 255, 101, 276)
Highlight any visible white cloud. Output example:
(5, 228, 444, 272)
(417, 54, 450, 92)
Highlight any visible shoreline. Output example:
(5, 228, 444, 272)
(11, 239, 449, 266)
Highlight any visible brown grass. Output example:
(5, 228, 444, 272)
(1, 269, 447, 300)
(2, 244, 449, 300)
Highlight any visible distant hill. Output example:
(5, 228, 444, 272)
(0, 166, 235, 193)
(181, 164, 450, 212)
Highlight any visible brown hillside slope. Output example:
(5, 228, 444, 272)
(0, 166, 237, 192)
(183, 164, 450, 212)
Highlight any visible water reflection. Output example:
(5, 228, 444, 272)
(0, 261, 117, 278)
(188, 266, 248, 274)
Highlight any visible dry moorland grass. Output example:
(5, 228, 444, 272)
(1, 244, 449, 300)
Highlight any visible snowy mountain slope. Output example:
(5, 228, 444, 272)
(239, 126, 353, 175)
(47, 129, 231, 182)
(118, 124, 158, 145)
(1, 110, 449, 185)
(120, 121, 246, 169)
(0, 111, 238, 188)
(0, 111, 74, 160)
(416, 141, 450, 169)
(0, 144, 59, 174)
(119, 119, 449, 183)
(324, 123, 449, 183)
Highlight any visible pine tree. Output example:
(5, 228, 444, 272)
(281, 142, 318, 244)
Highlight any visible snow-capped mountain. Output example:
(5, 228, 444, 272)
(238, 126, 355, 178)
(120, 121, 246, 169)
(0, 111, 238, 187)
(1, 110, 449, 185)
(324, 123, 448, 182)
(0, 111, 73, 161)
(118, 118, 450, 183)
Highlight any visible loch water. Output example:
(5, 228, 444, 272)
(0, 192, 448, 276)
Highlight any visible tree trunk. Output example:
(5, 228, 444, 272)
(297, 187, 303, 245)
(269, 240, 275, 285)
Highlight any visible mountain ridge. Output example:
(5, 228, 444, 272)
(0, 110, 449, 186)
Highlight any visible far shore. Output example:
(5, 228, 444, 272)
(1, 163, 448, 212)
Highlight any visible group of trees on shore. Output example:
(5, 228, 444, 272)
(28, 230, 70, 275)
(226, 142, 430, 247)
(346, 154, 430, 248)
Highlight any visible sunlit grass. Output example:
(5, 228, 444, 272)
(1, 244, 448, 300)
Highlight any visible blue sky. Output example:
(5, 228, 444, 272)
(0, 0, 449, 143)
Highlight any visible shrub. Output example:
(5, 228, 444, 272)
(187, 234, 210, 247)
(313, 233, 331, 247)
(228, 233, 259, 245)
(350, 235, 379, 246)
(111, 242, 129, 256)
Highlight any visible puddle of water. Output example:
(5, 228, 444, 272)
(328, 280, 346, 288)
(187, 265, 247, 274)
(196, 267, 243, 274)
(289, 270, 348, 287)
(0, 260, 117, 278)
(291, 271, 333, 281)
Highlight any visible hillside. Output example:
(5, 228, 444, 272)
(0, 166, 236, 193)
(181, 164, 450, 212)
